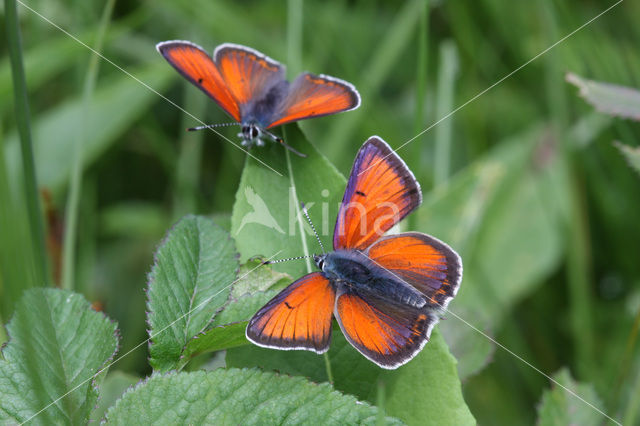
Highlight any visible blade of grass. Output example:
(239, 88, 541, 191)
(172, 83, 207, 219)
(287, 0, 303, 78)
(433, 40, 459, 187)
(412, 0, 429, 136)
(5, 0, 48, 285)
(323, 0, 424, 162)
(61, 0, 116, 291)
(411, 0, 429, 179)
(0, 130, 38, 318)
(541, 0, 594, 378)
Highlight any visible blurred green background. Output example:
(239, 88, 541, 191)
(1, 0, 639, 424)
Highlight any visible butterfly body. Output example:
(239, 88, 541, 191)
(157, 41, 360, 151)
(315, 251, 428, 309)
(247, 136, 462, 369)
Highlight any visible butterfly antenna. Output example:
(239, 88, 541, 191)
(301, 202, 325, 254)
(187, 122, 240, 131)
(263, 129, 307, 158)
(263, 255, 313, 265)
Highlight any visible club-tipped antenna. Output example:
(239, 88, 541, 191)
(263, 254, 313, 265)
(301, 202, 325, 254)
(187, 122, 240, 131)
(263, 129, 307, 158)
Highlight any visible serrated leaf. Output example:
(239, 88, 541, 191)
(0, 288, 118, 425)
(566, 72, 640, 121)
(230, 124, 346, 278)
(614, 141, 640, 176)
(90, 371, 139, 423)
(178, 289, 282, 369)
(537, 369, 607, 426)
(228, 328, 474, 425)
(147, 215, 239, 371)
(103, 369, 402, 425)
(4, 63, 173, 193)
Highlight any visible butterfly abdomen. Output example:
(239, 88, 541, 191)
(322, 251, 426, 308)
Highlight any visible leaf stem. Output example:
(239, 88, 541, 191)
(61, 0, 115, 290)
(323, 352, 334, 384)
(5, 0, 49, 285)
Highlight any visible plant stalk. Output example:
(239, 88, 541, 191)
(5, 0, 49, 285)
(61, 0, 116, 290)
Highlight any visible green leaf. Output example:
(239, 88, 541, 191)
(103, 369, 402, 425)
(230, 124, 345, 278)
(175, 259, 289, 368)
(566, 72, 640, 121)
(0, 288, 118, 425)
(537, 369, 607, 426)
(231, 257, 291, 299)
(178, 287, 284, 367)
(614, 141, 640, 176)
(90, 371, 139, 423)
(415, 125, 569, 379)
(147, 215, 239, 371)
(228, 328, 474, 425)
(4, 63, 174, 193)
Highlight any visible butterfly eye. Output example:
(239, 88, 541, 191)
(251, 126, 259, 139)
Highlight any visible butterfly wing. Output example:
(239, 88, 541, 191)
(366, 232, 462, 310)
(266, 72, 360, 128)
(213, 43, 286, 121)
(246, 272, 335, 353)
(156, 41, 241, 121)
(333, 136, 422, 251)
(334, 287, 438, 369)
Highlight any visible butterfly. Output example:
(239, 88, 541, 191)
(156, 41, 360, 156)
(246, 136, 462, 369)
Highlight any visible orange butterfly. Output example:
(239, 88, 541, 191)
(156, 41, 360, 156)
(246, 136, 462, 369)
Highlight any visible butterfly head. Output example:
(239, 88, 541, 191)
(241, 124, 262, 143)
(313, 254, 326, 271)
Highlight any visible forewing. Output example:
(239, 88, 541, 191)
(335, 289, 438, 369)
(366, 233, 462, 310)
(156, 41, 241, 121)
(333, 136, 422, 251)
(266, 72, 360, 128)
(246, 272, 335, 353)
(214, 43, 285, 113)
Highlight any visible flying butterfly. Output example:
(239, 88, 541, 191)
(156, 41, 361, 156)
(246, 136, 462, 369)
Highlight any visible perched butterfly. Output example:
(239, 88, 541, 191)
(156, 41, 360, 156)
(246, 136, 462, 369)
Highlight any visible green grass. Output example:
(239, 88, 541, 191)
(1, 0, 639, 424)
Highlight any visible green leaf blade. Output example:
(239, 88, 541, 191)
(0, 288, 118, 425)
(566, 72, 640, 121)
(147, 215, 239, 372)
(230, 124, 346, 278)
(103, 369, 402, 425)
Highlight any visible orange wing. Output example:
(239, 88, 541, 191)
(366, 233, 462, 310)
(246, 272, 335, 353)
(333, 136, 422, 251)
(266, 73, 360, 128)
(156, 41, 241, 121)
(214, 43, 285, 108)
(335, 289, 438, 369)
